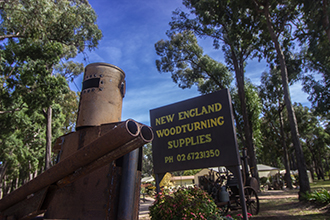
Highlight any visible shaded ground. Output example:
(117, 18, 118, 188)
(227, 184, 330, 219)
(245, 189, 330, 220)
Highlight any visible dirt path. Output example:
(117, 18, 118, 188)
(251, 189, 330, 220)
(139, 196, 154, 220)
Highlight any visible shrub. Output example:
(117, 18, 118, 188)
(260, 177, 268, 185)
(304, 189, 330, 204)
(149, 186, 233, 220)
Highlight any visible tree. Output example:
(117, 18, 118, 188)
(155, 31, 233, 93)
(259, 69, 293, 189)
(142, 143, 154, 178)
(0, 0, 102, 170)
(231, 80, 262, 153)
(157, 0, 264, 181)
(0, 39, 68, 171)
(294, 104, 330, 181)
(251, 0, 310, 197)
(295, 0, 330, 115)
(0, 108, 46, 197)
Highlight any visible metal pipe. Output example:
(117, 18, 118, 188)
(115, 124, 153, 219)
(139, 125, 154, 142)
(234, 165, 248, 220)
(56, 135, 152, 188)
(0, 119, 140, 212)
(117, 148, 140, 220)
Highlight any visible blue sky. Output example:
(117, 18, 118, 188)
(71, 0, 310, 126)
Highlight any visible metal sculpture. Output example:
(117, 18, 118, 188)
(0, 63, 152, 220)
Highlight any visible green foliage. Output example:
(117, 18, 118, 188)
(294, 104, 330, 180)
(0, 108, 46, 187)
(183, 169, 202, 176)
(0, 0, 102, 55)
(257, 69, 287, 166)
(171, 0, 264, 64)
(149, 187, 233, 220)
(142, 143, 153, 178)
(295, 0, 330, 115)
(155, 30, 233, 93)
(231, 80, 262, 149)
(54, 61, 84, 82)
(0, 0, 101, 192)
(303, 189, 330, 204)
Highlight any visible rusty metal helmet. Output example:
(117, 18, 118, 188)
(76, 63, 126, 129)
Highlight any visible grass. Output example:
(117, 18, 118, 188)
(310, 179, 330, 191)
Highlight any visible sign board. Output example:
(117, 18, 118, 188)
(150, 89, 240, 173)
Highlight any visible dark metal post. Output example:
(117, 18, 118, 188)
(118, 148, 139, 219)
(155, 174, 160, 194)
(155, 173, 165, 194)
(234, 165, 248, 220)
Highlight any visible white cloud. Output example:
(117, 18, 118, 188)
(289, 83, 310, 107)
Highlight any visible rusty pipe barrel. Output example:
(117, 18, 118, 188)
(56, 125, 153, 188)
(0, 119, 140, 212)
(139, 124, 154, 143)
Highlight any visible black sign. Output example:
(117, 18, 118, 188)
(150, 89, 240, 173)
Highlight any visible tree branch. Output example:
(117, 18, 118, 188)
(0, 103, 26, 114)
(0, 33, 25, 41)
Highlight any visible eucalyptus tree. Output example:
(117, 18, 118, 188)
(0, 108, 46, 197)
(294, 0, 330, 116)
(294, 104, 330, 181)
(259, 69, 293, 189)
(157, 0, 264, 180)
(155, 31, 233, 93)
(231, 80, 262, 154)
(58, 90, 79, 134)
(0, 0, 102, 170)
(251, 0, 310, 197)
(142, 143, 153, 178)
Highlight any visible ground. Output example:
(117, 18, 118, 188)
(138, 180, 330, 219)
(139, 196, 155, 220)
(238, 189, 330, 219)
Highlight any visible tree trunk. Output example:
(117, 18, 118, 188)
(325, 157, 330, 174)
(310, 160, 315, 181)
(322, 0, 330, 43)
(0, 161, 7, 184)
(45, 106, 52, 170)
(2, 176, 7, 198)
(29, 161, 33, 181)
(264, 6, 310, 198)
(279, 110, 293, 189)
(230, 49, 259, 184)
(316, 160, 325, 180)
